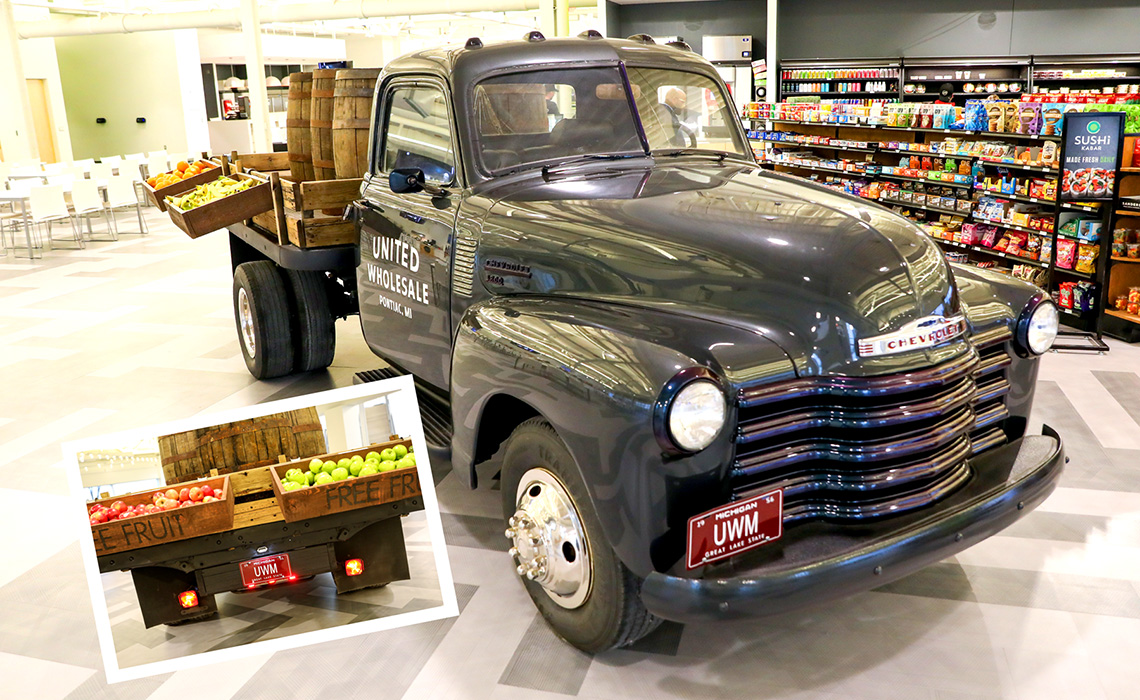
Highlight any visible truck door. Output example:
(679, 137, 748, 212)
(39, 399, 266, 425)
(355, 78, 458, 391)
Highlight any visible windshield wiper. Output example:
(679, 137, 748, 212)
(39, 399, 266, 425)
(656, 149, 729, 161)
(540, 153, 646, 180)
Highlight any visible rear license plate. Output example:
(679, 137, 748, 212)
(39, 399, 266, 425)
(239, 553, 291, 587)
(686, 489, 782, 569)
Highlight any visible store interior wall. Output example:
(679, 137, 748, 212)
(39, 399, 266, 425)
(7, 6, 71, 163)
(55, 30, 194, 159)
(612, 0, 766, 54)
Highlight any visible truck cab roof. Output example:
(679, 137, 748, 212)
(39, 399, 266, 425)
(382, 34, 719, 88)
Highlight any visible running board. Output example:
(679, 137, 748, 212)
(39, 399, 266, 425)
(354, 367, 453, 463)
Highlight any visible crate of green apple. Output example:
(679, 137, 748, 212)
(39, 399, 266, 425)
(164, 172, 272, 240)
(87, 475, 234, 556)
(269, 438, 422, 523)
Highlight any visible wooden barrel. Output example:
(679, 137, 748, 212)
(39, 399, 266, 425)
(158, 407, 327, 483)
(310, 69, 338, 181)
(333, 68, 381, 180)
(286, 72, 314, 181)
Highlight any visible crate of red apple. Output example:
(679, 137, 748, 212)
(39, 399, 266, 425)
(88, 475, 234, 556)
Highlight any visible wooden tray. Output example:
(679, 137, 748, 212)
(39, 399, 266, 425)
(89, 475, 233, 556)
(230, 151, 290, 175)
(268, 438, 420, 523)
(142, 161, 222, 212)
(166, 173, 273, 239)
(249, 175, 362, 248)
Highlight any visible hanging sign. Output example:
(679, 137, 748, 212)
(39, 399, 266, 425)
(1061, 112, 1124, 201)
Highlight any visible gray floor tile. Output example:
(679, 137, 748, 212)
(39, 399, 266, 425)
(499, 615, 593, 695)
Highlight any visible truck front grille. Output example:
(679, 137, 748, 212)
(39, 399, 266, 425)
(730, 332, 1013, 524)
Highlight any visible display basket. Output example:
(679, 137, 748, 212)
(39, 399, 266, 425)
(268, 438, 420, 523)
(142, 160, 222, 212)
(165, 172, 273, 239)
(88, 475, 233, 556)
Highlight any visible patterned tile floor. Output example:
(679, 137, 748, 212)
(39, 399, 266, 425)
(3, 211, 1140, 699)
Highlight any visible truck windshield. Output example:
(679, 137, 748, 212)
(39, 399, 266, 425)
(473, 65, 747, 174)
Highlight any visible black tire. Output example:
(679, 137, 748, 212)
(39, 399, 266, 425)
(232, 261, 294, 379)
(282, 269, 336, 372)
(500, 418, 661, 653)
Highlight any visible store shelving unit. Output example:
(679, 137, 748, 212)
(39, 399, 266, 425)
(901, 56, 1031, 105)
(1102, 169, 1140, 342)
(779, 58, 900, 101)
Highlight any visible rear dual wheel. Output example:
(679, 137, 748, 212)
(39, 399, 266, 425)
(232, 262, 335, 379)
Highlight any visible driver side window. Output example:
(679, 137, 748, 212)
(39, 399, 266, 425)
(380, 85, 456, 184)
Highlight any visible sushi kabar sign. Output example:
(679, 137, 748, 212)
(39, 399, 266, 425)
(1062, 112, 1124, 201)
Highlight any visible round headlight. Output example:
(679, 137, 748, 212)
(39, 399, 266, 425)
(1021, 300, 1059, 355)
(667, 380, 726, 452)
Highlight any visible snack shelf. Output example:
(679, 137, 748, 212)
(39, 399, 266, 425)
(1062, 202, 1102, 213)
(762, 119, 1062, 140)
(931, 237, 1050, 268)
(880, 173, 972, 189)
(977, 159, 1058, 173)
(784, 91, 896, 97)
(975, 188, 1057, 206)
(1121, 167, 1140, 174)
(754, 139, 879, 154)
(1111, 256, 1140, 264)
(767, 160, 876, 178)
(1106, 309, 1140, 325)
(1054, 267, 1095, 280)
(1116, 210, 1140, 217)
(971, 215, 1052, 237)
(880, 198, 967, 218)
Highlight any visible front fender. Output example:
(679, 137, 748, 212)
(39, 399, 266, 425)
(449, 296, 793, 577)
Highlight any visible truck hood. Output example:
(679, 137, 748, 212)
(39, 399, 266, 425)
(476, 161, 963, 378)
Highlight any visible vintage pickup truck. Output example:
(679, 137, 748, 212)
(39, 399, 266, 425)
(222, 33, 1065, 652)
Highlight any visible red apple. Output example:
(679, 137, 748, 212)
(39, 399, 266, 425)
(162, 499, 178, 511)
(179, 501, 192, 508)
(200, 485, 214, 498)
(152, 492, 162, 503)
(165, 489, 178, 500)
(202, 495, 217, 503)
(189, 487, 203, 502)
(111, 501, 127, 514)
(179, 488, 190, 502)
(90, 516, 101, 526)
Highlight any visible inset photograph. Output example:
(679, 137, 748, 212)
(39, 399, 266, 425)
(67, 376, 456, 681)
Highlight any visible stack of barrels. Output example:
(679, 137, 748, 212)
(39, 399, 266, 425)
(285, 66, 381, 183)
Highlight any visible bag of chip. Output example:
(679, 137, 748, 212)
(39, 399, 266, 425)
(1076, 243, 1100, 274)
(1056, 238, 1078, 269)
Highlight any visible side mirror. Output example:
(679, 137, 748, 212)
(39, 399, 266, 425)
(389, 168, 425, 194)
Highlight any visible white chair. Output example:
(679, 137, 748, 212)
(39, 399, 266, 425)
(71, 158, 95, 173)
(30, 184, 83, 250)
(91, 161, 115, 181)
(64, 165, 87, 180)
(145, 154, 170, 180)
(106, 175, 147, 236)
(101, 155, 123, 176)
(70, 179, 115, 242)
(0, 162, 12, 181)
(46, 174, 76, 190)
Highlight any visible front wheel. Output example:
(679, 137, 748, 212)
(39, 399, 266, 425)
(500, 418, 661, 653)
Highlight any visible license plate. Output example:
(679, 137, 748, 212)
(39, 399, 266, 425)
(686, 489, 782, 569)
(239, 553, 291, 587)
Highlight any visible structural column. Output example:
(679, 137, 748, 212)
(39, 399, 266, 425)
(0, 0, 35, 161)
(766, 0, 777, 104)
(239, 0, 272, 152)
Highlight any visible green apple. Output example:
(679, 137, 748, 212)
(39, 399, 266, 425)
(365, 457, 380, 468)
(393, 444, 408, 459)
(359, 465, 378, 477)
(285, 468, 303, 479)
(288, 472, 308, 486)
(337, 458, 351, 470)
(350, 454, 364, 464)
(396, 455, 416, 470)
(320, 460, 336, 474)
(378, 460, 396, 472)
(315, 472, 334, 485)
(380, 448, 397, 462)
(349, 462, 363, 477)
(306, 472, 316, 486)
(366, 451, 380, 462)
(308, 458, 323, 471)
(405, 453, 416, 466)
(332, 467, 349, 481)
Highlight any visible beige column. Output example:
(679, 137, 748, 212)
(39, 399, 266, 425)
(0, 0, 35, 160)
(239, 0, 272, 152)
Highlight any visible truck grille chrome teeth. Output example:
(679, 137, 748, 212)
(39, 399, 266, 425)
(452, 235, 478, 297)
(730, 328, 1015, 525)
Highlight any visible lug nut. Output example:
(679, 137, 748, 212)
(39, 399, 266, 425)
(504, 529, 515, 539)
(508, 547, 519, 558)
(516, 564, 527, 576)
(525, 569, 537, 580)
(508, 516, 518, 527)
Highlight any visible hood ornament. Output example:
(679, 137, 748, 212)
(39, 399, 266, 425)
(858, 315, 967, 358)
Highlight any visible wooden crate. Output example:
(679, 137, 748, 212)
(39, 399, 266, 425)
(157, 407, 327, 483)
(268, 438, 420, 523)
(249, 175, 362, 248)
(142, 161, 222, 212)
(89, 476, 233, 556)
(166, 172, 273, 239)
(230, 152, 290, 175)
(233, 496, 284, 528)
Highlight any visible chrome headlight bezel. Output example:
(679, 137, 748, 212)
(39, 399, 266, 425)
(1015, 294, 1059, 356)
(654, 368, 727, 454)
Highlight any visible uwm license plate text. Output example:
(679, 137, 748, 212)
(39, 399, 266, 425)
(239, 553, 291, 587)
(686, 489, 782, 569)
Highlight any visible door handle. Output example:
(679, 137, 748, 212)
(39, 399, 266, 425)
(400, 210, 426, 225)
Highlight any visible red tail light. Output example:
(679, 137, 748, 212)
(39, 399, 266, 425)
(178, 590, 199, 608)
(345, 558, 364, 576)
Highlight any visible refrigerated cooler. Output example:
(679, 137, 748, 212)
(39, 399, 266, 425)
(702, 35, 755, 115)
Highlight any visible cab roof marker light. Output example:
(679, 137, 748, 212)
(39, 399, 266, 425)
(627, 34, 655, 44)
(465, 37, 483, 49)
(524, 30, 545, 42)
(579, 30, 603, 40)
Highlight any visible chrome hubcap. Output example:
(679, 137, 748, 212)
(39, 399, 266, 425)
(237, 287, 256, 358)
(505, 468, 592, 609)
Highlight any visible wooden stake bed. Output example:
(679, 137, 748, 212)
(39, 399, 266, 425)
(249, 175, 363, 248)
